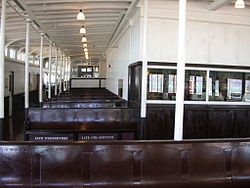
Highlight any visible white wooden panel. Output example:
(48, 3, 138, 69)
(71, 79, 100, 88)
(147, 19, 161, 61)
(160, 19, 178, 62)
(239, 27, 250, 66)
(106, 11, 141, 99)
(143, 0, 250, 67)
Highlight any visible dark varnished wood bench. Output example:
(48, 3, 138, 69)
(1, 139, 250, 187)
(51, 95, 120, 101)
(42, 101, 128, 108)
(25, 108, 137, 141)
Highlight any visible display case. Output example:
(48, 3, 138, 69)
(147, 69, 176, 100)
(147, 65, 250, 104)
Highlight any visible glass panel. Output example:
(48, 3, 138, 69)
(147, 69, 177, 100)
(185, 70, 206, 101)
(9, 48, 16, 59)
(5, 48, 8, 56)
(209, 71, 250, 102)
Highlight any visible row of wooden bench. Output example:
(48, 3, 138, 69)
(1, 139, 250, 187)
(25, 88, 137, 141)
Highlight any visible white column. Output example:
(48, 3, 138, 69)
(64, 56, 66, 81)
(39, 33, 44, 104)
(68, 58, 71, 88)
(63, 55, 66, 91)
(140, 0, 148, 118)
(48, 42, 52, 99)
(0, 0, 7, 117)
(174, 0, 187, 141)
(25, 18, 31, 109)
(0, 0, 7, 140)
(54, 49, 58, 95)
(59, 52, 63, 94)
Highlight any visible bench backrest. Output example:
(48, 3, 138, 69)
(27, 108, 136, 129)
(42, 101, 128, 108)
(0, 140, 250, 187)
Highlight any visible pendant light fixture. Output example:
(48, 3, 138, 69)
(83, 43, 87, 48)
(234, 0, 245, 8)
(85, 51, 88, 55)
(86, 55, 89, 59)
(77, 9, 85, 20)
(84, 48, 88, 52)
(82, 36, 87, 43)
(80, 26, 86, 34)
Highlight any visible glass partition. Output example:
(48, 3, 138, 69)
(185, 70, 206, 101)
(209, 71, 250, 102)
(147, 66, 250, 103)
(147, 69, 177, 100)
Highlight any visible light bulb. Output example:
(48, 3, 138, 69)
(84, 48, 88, 52)
(77, 9, 85, 20)
(80, 26, 86, 34)
(234, 0, 245, 8)
(81, 36, 87, 43)
(83, 43, 87, 48)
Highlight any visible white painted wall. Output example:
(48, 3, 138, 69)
(106, 9, 141, 99)
(106, 0, 250, 99)
(141, 0, 250, 66)
(4, 59, 39, 96)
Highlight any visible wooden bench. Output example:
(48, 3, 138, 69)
(42, 101, 128, 108)
(51, 95, 120, 101)
(25, 108, 137, 141)
(1, 139, 250, 187)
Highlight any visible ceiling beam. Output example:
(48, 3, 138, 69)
(24, 0, 132, 5)
(26, 2, 130, 11)
(208, 0, 232, 11)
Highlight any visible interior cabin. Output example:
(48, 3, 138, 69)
(1, 0, 250, 187)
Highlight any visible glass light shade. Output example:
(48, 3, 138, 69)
(234, 0, 245, 8)
(84, 48, 88, 52)
(85, 51, 88, 55)
(80, 26, 86, 34)
(83, 43, 87, 48)
(86, 55, 89, 59)
(77, 9, 85, 20)
(81, 36, 87, 42)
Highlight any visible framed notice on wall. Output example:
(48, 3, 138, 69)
(189, 76, 195, 94)
(148, 74, 164, 93)
(168, 74, 175, 93)
(245, 80, 250, 101)
(227, 78, 242, 100)
(157, 74, 164, 93)
(196, 76, 203, 95)
(215, 80, 220, 97)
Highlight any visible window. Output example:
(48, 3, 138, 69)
(209, 71, 250, 102)
(9, 48, 16, 59)
(29, 56, 34, 64)
(5, 48, 8, 57)
(185, 70, 206, 101)
(147, 69, 177, 100)
(147, 65, 250, 104)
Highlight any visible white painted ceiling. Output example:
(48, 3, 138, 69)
(1, 0, 248, 60)
(2, 0, 138, 60)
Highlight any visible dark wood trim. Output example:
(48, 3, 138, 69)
(0, 118, 4, 141)
(128, 61, 142, 67)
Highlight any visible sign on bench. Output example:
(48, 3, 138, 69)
(28, 133, 74, 141)
(78, 133, 118, 140)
